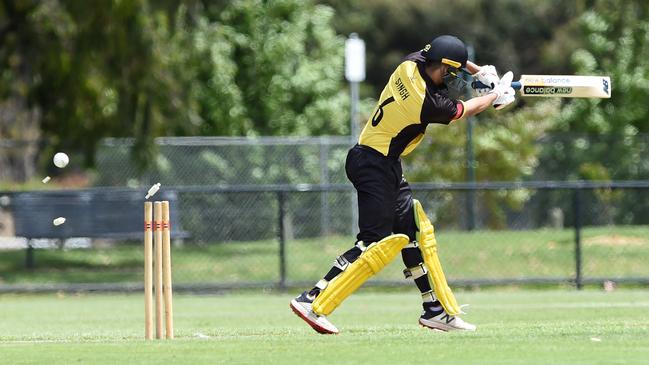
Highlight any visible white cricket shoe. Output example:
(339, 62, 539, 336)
(290, 291, 339, 334)
(419, 310, 477, 332)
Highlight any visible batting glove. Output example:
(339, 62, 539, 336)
(473, 65, 499, 89)
(489, 71, 516, 110)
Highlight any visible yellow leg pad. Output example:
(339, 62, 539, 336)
(312, 234, 409, 316)
(413, 199, 461, 316)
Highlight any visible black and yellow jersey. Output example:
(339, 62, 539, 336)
(358, 51, 465, 157)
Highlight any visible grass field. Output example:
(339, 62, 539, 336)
(1, 226, 648, 285)
(1, 289, 648, 364)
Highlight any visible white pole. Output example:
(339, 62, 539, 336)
(345, 33, 365, 237)
(345, 33, 366, 143)
(350, 81, 360, 142)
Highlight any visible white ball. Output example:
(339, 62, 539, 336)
(53, 152, 69, 168)
(53, 217, 66, 226)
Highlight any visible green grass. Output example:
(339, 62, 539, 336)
(1, 226, 648, 285)
(1, 290, 648, 364)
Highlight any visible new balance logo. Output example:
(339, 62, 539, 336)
(440, 314, 454, 324)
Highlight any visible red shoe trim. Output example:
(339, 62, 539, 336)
(290, 302, 338, 335)
(418, 318, 448, 332)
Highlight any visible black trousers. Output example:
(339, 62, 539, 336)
(345, 144, 418, 243)
(322, 144, 433, 297)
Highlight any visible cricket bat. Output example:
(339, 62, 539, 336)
(473, 75, 611, 98)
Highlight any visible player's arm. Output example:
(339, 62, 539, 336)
(461, 93, 498, 117)
(423, 91, 498, 123)
(447, 62, 500, 118)
(461, 71, 517, 116)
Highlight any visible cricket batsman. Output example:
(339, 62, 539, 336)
(290, 35, 515, 334)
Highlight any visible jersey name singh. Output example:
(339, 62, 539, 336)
(395, 77, 410, 100)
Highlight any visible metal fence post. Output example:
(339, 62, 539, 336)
(464, 44, 476, 231)
(320, 140, 330, 236)
(25, 242, 34, 269)
(465, 114, 476, 231)
(277, 191, 287, 290)
(572, 188, 583, 290)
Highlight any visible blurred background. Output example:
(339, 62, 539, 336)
(0, 0, 648, 292)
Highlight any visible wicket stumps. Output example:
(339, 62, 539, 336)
(144, 201, 174, 340)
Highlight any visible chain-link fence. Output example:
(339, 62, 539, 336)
(2, 183, 649, 292)
(96, 137, 353, 187)
(1, 137, 648, 292)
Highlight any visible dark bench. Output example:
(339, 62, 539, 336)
(7, 188, 188, 268)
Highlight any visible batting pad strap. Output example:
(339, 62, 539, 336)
(403, 263, 428, 280)
(315, 279, 329, 291)
(403, 240, 419, 249)
(311, 234, 410, 316)
(414, 199, 461, 316)
(333, 255, 351, 271)
(421, 290, 437, 303)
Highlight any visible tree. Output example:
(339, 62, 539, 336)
(0, 0, 48, 182)
(321, 0, 580, 97)
(403, 100, 559, 228)
(533, 0, 649, 225)
(0, 0, 177, 173)
(164, 0, 348, 137)
(0, 0, 349, 180)
(541, 0, 649, 181)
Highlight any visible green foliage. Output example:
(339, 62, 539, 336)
(404, 100, 559, 228)
(3, 0, 649, 197)
(319, 0, 588, 228)
(322, 0, 580, 95)
(0, 0, 348, 173)
(530, 0, 649, 226)
(1, 0, 176, 168)
(161, 1, 348, 137)
(537, 0, 649, 196)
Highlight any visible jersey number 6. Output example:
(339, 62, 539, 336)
(371, 96, 395, 126)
